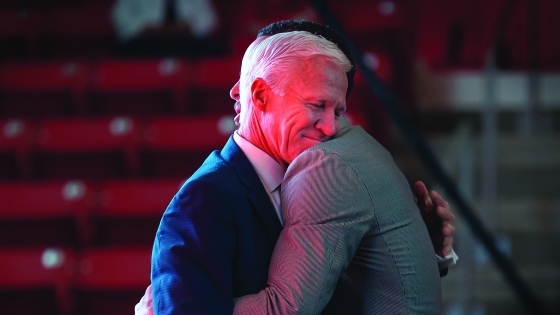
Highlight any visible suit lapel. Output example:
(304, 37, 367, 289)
(221, 136, 282, 244)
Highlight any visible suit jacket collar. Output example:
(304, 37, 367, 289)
(221, 136, 282, 244)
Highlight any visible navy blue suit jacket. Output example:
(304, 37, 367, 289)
(151, 136, 283, 314)
(151, 136, 361, 314)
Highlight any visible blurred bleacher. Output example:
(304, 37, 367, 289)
(0, 0, 559, 314)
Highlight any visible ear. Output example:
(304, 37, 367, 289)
(250, 78, 270, 111)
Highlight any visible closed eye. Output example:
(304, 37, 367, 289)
(335, 107, 346, 117)
(306, 102, 325, 110)
(315, 103, 326, 109)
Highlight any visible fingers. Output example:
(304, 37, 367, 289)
(442, 223, 455, 235)
(432, 190, 454, 224)
(414, 182, 458, 257)
(414, 181, 433, 209)
(413, 181, 427, 197)
(429, 189, 455, 256)
(441, 240, 453, 257)
(440, 214, 455, 257)
(441, 227, 454, 256)
(430, 190, 449, 211)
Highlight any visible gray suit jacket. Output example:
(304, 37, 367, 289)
(234, 124, 442, 314)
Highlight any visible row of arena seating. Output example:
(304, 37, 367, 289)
(0, 2, 116, 60)
(0, 0, 410, 61)
(6, 0, 560, 70)
(0, 0, 238, 60)
(0, 115, 237, 179)
(3, 0, 559, 70)
(0, 58, 244, 117)
(0, 246, 151, 315)
(0, 178, 183, 248)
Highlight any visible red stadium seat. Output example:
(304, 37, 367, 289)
(355, 49, 394, 85)
(32, 116, 141, 179)
(0, 9, 41, 60)
(539, 0, 560, 70)
(190, 57, 241, 114)
(413, 0, 495, 70)
(0, 119, 34, 179)
(0, 180, 94, 248)
(0, 61, 90, 116)
(140, 115, 235, 177)
(327, 0, 408, 33)
(71, 247, 152, 315)
(90, 58, 191, 116)
(40, 2, 115, 59)
(93, 178, 183, 246)
(0, 247, 76, 315)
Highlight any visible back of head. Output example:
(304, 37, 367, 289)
(239, 31, 351, 105)
(257, 20, 355, 97)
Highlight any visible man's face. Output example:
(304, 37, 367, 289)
(259, 56, 348, 164)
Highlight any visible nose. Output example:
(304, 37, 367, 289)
(315, 112, 339, 138)
(230, 81, 240, 101)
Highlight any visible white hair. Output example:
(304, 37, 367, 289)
(239, 31, 352, 103)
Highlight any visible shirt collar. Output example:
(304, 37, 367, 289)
(233, 131, 285, 193)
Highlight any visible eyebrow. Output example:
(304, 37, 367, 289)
(304, 97, 346, 110)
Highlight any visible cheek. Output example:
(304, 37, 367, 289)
(287, 131, 313, 155)
(284, 120, 309, 145)
(290, 145, 306, 156)
(278, 108, 316, 152)
(285, 146, 303, 164)
(258, 115, 277, 140)
(287, 110, 316, 131)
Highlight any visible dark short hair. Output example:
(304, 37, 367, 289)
(257, 20, 355, 98)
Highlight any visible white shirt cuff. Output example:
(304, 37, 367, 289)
(437, 248, 458, 270)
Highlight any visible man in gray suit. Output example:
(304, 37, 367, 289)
(231, 31, 443, 314)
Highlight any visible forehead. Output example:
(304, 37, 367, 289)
(287, 57, 348, 103)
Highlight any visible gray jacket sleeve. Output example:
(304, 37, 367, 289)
(233, 148, 373, 315)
